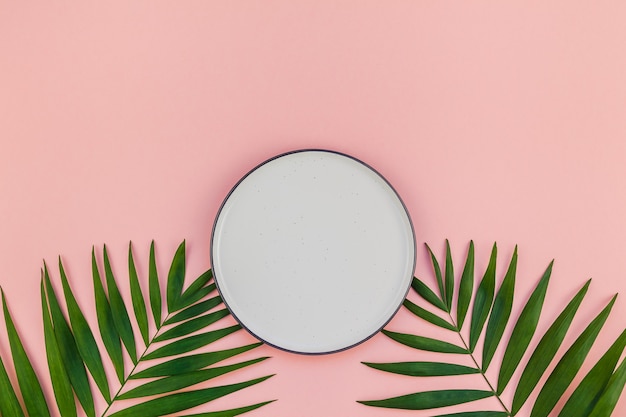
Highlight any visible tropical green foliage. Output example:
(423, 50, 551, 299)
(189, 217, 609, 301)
(0, 241, 273, 417)
(359, 241, 626, 416)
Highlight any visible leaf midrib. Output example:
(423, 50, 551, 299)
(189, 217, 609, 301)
(101, 310, 174, 417)
(424, 290, 511, 416)
(445, 310, 512, 416)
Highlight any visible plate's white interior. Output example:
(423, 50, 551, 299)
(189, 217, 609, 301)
(211, 151, 415, 353)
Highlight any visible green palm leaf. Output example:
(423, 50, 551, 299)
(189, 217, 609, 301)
(118, 358, 268, 400)
(444, 240, 455, 309)
(426, 243, 446, 304)
(511, 279, 590, 414)
(559, 328, 626, 417)
(481, 246, 516, 371)
(1, 289, 50, 417)
(131, 343, 263, 379)
(180, 401, 275, 417)
(103, 244, 138, 364)
(166, 239, 186, 311)
(44, 264, 96, 417)
(154, 309, 231, 342)
(434, 413, 508, 417)
(128, 242, 150, 346)
(382, 329, 467, 354)
(362, 361, 479, 377)
(496, 261, 552, 394)
(360, 241, 626, 416)
(58, 257, 111, 402)
(108, 376, 273, 417)
(0, 240, 273, 417)
(164, 292, 220, 325)
(143, 325, 242, 360)
(456, 240, 475, 330)
(530, 295, 617, 417)
(41, 277, 77, 417)
(178, 270, 214, 309)
(403, 299, 457, 331)
(412, 276, 448, 312)
(0, 353, 25, 417)
(92, 248, 125, 383)
(148, 240, 162, 329)
(469, 243, 497, 352)
(358, 389, 493, 410)
(588, 357, 626, 417)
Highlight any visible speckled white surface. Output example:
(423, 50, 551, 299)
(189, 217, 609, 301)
(211, 151, 415, 353)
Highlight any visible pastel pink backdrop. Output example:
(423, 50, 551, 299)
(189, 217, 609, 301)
(1, 1, 625, 416)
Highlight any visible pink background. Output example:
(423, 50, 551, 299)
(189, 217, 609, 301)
(1, 1, 625, 416)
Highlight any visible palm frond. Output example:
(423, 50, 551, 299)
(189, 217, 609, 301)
(0, 240, 273, 417)
(359, 241, 626, 416)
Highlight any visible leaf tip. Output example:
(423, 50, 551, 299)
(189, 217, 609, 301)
(58, 255, 66, 272)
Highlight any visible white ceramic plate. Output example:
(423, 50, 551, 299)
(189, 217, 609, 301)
(211, 150, 415, 354)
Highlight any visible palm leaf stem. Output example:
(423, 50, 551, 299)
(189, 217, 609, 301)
(101, 310, 176, 417)
(447, 312, 511, 416)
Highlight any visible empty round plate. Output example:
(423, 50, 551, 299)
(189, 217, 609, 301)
(211, 150, 415, 354)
